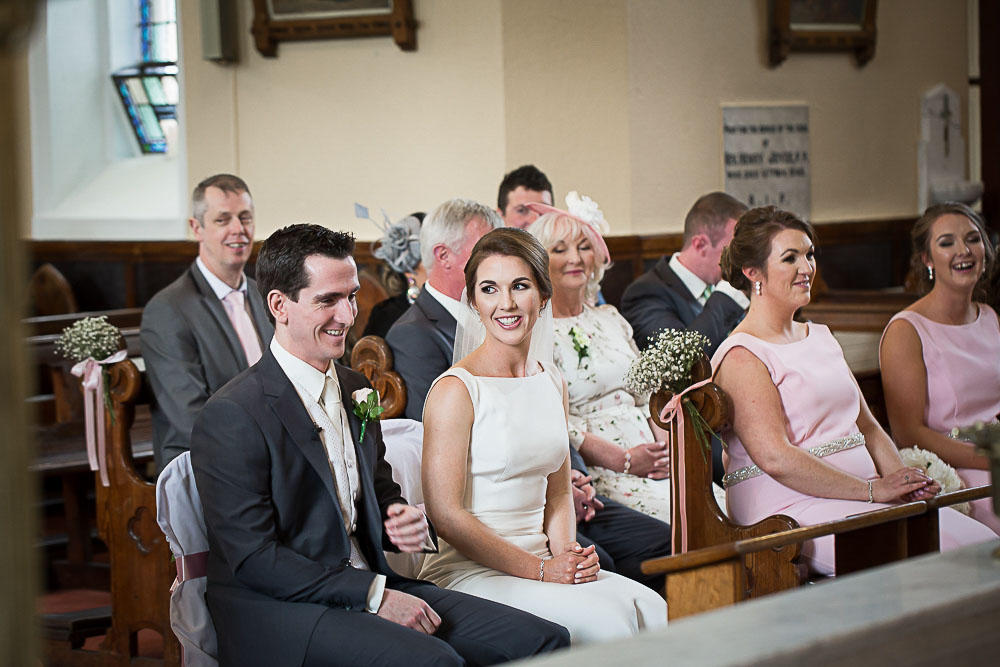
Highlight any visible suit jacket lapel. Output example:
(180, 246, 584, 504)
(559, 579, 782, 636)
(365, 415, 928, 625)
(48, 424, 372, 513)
(246, 280, 274, 346)
(261, 351, 342, 513)
(654, 257, 701, 318)
(416, 289, 458, 345)
(336, 366, 387, 566)
(188, 263, 249, 369)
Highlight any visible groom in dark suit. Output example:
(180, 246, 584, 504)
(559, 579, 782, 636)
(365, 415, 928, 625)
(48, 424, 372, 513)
(191, 224, 568, 667)
(620, 191, 749, 358)
(141, 174, 273, 471)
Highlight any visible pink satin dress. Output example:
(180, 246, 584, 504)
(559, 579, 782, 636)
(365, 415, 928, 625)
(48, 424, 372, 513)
(880, 304, 1000, 536)
(712, 323, 994, 575)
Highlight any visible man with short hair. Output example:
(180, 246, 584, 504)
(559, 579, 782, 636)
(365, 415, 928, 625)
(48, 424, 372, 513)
(621, 191, 749, 356)
(191, 224, 569, 667)
(141, 174, 273, 471)
(388, 200, 670, 591)
(386, 198, 503, 421)
(497, 164, 554, 229)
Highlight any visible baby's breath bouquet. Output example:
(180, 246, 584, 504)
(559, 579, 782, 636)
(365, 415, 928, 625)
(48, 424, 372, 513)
(625, 329, 718, 458)
(57, 317, 127, 486)
(56, 316, 123, 364)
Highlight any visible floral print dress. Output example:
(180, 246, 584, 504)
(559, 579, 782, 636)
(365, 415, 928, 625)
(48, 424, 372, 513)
(553, 305, 670, 519)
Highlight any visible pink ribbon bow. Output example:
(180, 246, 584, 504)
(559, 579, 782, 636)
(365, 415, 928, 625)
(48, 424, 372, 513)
(71, 350, 127, 487)
(658, 377, 712, 554)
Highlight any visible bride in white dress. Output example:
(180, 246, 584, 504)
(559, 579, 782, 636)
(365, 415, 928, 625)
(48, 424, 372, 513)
(418, 228, 667, 645)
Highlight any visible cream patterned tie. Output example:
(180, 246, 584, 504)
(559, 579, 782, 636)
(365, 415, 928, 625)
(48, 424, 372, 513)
(317, 375, 369, 570)
(222, 290, 263, 366)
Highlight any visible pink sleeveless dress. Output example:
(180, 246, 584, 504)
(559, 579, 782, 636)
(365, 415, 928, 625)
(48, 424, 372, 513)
(880, 304, 1000, 536)
(712, 324, 994, 575)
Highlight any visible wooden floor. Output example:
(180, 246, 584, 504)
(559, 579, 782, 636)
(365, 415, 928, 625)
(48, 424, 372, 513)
(38, 590, 164, 660)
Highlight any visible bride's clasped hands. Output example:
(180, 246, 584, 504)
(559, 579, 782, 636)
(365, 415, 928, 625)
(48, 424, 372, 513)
(543, 543, 600, 584)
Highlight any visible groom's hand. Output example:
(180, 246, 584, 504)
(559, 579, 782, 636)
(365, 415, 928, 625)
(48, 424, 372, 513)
(377, 589, 441, 634)
(384, 503, 430, 552)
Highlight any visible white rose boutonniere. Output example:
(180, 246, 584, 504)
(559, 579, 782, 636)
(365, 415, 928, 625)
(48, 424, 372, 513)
(351, 388, 385, 442)
(568, 326, 591, 367)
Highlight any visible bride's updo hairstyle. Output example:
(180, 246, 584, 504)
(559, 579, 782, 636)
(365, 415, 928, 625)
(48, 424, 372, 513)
(720, 205, 816, 296)
(464, 227, 553, 307)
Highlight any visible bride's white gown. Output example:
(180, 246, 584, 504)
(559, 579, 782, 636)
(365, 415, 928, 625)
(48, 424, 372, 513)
(418, 362, 667, 645)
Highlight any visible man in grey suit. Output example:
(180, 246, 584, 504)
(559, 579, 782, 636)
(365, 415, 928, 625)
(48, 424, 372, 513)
(621, 191, 749, 357)
(141, 174, 274, 471)
(386, 198, 502, 421)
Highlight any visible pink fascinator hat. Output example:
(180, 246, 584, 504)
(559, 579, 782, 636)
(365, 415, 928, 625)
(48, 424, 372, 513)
(525, 191, 611, 265)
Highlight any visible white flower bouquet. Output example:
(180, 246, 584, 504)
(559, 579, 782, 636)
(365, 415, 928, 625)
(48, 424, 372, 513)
(56, 315, 127, 486)
(56, 315, 123, 363)
(625, 329, 710, 396)
(625, 329, 718, 459)
(898, 446, 969, 514)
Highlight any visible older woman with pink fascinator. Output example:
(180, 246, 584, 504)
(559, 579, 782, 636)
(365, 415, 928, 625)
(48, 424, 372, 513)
(527, 193, 673, 519)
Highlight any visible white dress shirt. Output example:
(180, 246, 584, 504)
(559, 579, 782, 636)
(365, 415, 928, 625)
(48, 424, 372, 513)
(269, 338, 386, 613)
(195, 256, 248, 300)
(669, 254, 749, 309)
(423, 281, 467, 323)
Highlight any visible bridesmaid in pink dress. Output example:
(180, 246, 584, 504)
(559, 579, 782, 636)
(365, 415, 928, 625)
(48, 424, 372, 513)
(712, 206, 995, 576)
(879, 202, 1000, 536)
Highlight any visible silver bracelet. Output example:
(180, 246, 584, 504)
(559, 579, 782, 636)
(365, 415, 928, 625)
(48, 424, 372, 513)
(538, 557, 545, 581)
(866, 479, 874, 503)
(623, 451, 632, 475)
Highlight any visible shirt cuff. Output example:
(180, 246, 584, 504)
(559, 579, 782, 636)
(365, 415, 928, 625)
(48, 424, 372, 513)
(714, 280, 750, 309)
(366, 574, 387, 613)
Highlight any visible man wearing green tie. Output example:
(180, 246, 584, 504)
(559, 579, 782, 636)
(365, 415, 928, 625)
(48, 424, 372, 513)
(620, 191, 749, 357)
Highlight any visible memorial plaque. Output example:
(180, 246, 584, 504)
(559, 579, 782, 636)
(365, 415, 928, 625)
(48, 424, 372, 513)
(723, 105, 810, 219)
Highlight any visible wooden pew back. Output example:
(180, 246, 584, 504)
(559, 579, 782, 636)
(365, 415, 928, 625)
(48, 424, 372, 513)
(98, 359, 179, 665)
(350, 335, 407, 419)
(649, 357, 803, 605)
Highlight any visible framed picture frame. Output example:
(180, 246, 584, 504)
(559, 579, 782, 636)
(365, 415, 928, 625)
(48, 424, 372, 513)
(251, 0, 416, 58)
(768, 0, 878, 67)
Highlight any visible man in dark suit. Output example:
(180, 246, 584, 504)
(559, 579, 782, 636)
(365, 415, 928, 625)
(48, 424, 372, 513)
(620, 191, 750, 358)
(387, 198, 502, 421)
(191, 224, 569, 667)
(141, 174, 274, 471)
(388, 201, 670, 590)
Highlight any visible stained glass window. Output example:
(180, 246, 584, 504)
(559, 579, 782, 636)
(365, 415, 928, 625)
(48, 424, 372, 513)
(112, 0, 178, 154)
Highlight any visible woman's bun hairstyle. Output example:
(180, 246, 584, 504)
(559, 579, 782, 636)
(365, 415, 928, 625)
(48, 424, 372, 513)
(720, 206, 816, 296)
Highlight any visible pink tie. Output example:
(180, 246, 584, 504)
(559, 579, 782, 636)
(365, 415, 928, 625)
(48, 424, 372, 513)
(222, 290, 262, 366)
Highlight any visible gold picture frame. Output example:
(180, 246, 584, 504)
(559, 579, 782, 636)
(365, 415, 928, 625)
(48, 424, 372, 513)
(769, 0, 878, 67)
(252, 0, 416, 57)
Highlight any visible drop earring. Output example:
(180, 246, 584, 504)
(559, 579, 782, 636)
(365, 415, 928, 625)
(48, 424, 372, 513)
(927, 265, 934, 281)
(754, 280, 762, 296)
(406, 276, 420, 304)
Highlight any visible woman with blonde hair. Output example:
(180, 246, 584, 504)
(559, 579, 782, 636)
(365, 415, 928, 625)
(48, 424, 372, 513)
(526, 193, 672, 519)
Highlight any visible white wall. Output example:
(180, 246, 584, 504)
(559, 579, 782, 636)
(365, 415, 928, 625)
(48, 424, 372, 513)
(20, 0, 972, 240)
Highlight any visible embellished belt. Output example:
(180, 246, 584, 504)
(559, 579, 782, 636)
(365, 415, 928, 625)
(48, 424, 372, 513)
(722, 432, 866, 488)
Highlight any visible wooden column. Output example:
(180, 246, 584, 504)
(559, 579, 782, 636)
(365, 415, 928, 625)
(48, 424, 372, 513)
(981, 0, 1000, 229)
(0, 3, 39, 665)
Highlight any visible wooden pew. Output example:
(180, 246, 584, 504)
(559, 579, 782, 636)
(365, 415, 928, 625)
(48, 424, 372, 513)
(42, 359, 179, 667)
(28, 311, 153, 593)
(350, 335, 407, 419)
(641, 487, 992, 620)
